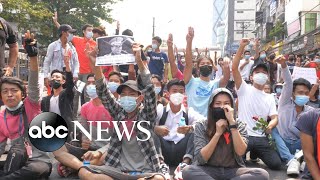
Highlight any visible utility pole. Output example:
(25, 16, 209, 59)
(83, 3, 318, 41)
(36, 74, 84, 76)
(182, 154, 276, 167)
(238, 22, 250, 38)
(152, 17, 155, 38)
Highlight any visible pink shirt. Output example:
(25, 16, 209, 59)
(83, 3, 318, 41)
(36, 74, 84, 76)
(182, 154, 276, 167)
(80, 101, 113, 129)
(0, 97, 41, 142)
(175, 69, 184, 80)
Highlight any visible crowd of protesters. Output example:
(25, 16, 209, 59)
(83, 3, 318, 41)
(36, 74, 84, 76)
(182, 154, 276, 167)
(0, 9, 318, 180)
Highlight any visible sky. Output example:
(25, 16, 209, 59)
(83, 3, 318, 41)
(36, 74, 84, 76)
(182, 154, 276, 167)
(102, 0, 213, 49)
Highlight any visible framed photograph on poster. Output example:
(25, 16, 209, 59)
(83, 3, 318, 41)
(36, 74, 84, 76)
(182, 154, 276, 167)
(96, 35, 135, 66)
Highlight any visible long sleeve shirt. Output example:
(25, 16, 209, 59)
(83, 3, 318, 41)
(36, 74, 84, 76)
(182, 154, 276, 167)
(277, 66, 313, 140)
(43, 39, 79, 78)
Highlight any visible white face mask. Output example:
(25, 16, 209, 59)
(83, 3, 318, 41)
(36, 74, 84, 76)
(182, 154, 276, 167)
(253, 73, 268, 85)
(169, 93, 184, 106)
(5, 101, 23, 111)
(86, 31, 93, 39)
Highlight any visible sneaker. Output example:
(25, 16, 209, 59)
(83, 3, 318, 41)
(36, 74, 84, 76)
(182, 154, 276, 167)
(287, 158, 300, 175)
(160, 163, 171, 180)
(294, 150, 304, 160)
(174, 163, 188, 180)
(300, 161, 306, 172)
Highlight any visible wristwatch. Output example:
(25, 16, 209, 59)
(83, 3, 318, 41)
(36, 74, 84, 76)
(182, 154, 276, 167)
(229, 123, 238, 130)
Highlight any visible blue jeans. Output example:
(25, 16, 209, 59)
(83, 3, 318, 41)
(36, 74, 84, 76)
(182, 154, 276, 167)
(271, 128, 301, 163)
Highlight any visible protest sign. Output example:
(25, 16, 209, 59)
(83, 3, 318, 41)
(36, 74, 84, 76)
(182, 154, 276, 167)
(96, 35, 135, 66)
(292, 67, 317, 84)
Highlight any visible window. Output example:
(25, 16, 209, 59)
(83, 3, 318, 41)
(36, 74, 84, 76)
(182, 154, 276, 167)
(237, 11, 244, 13)
(237, 1, 244, 3)
(305, 13, 317, 33)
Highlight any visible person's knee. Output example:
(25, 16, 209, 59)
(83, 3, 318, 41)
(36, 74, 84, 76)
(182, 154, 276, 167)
(266, 158, 282, 170)
(250, 168, 269, 180)
(26, 161, 51, 177)
(182, 165, 197, 180)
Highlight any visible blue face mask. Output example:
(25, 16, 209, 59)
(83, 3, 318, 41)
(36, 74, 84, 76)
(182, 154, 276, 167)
(245, 55, 251, 60)
(119, 96, 137, 113)
(260, 54, 266, 59)
(315, 59, 320, 63)
(275, 88, 282, 94)
(294, 95, 309, 106)
(154, 87, 161, 95)
(67, 33, 74, 42)
(107, 82, 120, 93)
(86, 85, 98, 99)
(152, 44, 158, 49)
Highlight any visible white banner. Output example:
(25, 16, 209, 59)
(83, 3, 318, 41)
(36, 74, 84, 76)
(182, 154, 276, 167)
(292, 67, 317, 84)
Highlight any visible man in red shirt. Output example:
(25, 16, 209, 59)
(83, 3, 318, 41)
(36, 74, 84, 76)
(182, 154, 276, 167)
(304, 53, 320, 79)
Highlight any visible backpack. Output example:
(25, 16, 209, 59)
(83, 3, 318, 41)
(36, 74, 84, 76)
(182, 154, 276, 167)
(158, 107, 189, 126)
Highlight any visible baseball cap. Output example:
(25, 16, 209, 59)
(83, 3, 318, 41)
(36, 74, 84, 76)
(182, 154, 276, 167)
(116, 80, 141, 94)
(58, 24, 77, 35)
(250, 63, 269, 75)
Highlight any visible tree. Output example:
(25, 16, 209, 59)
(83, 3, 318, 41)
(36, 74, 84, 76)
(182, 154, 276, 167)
(2, 0, 118, 48)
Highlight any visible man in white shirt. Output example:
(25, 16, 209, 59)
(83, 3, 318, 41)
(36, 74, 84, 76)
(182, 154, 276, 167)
(239, 50, 254, 83)
(232, 39, 282, 170)
(154, 79, 205, 180)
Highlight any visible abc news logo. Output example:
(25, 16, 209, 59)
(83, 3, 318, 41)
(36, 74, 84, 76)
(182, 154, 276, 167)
(28, 112, 151, 152)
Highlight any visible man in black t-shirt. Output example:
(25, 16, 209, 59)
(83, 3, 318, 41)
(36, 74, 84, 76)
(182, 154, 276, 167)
(0, 16, 18, 76)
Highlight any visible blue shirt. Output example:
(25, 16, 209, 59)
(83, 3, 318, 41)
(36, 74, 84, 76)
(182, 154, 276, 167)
(147, 51, 168, 79)
(186, 77, 220, 117)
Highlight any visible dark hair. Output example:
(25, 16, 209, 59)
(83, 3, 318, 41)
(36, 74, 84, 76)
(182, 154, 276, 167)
(151, 74, 164, 96)
(122, 29, 133, 36)
(108, 71, 124, 83)
(197, 56, 214, 68)
(244, 50, 250, 55)
(152, 36, 162, 45)
(50, 69, 66, 80)
(92, 26, 107, 36)
(206, 91, 234, 139)
(0, 77, 26, 99)
(82, 24, 93, 32)
(87, 74, 95, 81)
(293, 78, 312, 92)
(166, 78, 185, 91)
(151, 74, 162, 83)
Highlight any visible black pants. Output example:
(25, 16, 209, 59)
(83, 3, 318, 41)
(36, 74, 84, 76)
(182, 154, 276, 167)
(247, 136, 282, 170)
(0, 160, 52, 180)
(153, 133, 194, 166)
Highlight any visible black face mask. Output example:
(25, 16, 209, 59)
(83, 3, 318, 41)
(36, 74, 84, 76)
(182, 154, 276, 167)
(289, 57, 294, 61)
(269, 55, 275, 60)
(199, 65, 213, 77)
(51, 80, 62, 89)
(212, 107, 227, 122)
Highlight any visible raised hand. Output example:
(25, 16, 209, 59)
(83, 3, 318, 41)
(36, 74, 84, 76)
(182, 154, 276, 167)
(222, 57, 230, 69)
(167, 33, 173, 47)
(85, 43, 98, 65)
(52, 11, 58, 23)
(132, 43, 142, 60)
(274, 55, 286, 65)
(23, 30, 38, 57)
(186, 27, 194, 43)
(63, 48, 71, 72)
(239, 38, 250, 47)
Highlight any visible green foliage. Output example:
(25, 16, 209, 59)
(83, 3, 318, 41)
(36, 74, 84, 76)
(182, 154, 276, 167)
(269, 21, 285, 40)
(2, 0, 119, 48)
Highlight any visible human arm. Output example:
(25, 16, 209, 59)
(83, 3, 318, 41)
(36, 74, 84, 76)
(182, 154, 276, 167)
(219, 58, 231, 87)
(253, 39, 260, 60)
(309, 79, 320, 100)
(301, 133, 320, 180)
(127, 64, 136, 80)
(183, 27, 194, 85)
(266, 115, 278, 134)
(52, 11, 60, 28)
(275, 56, 293, 106)
(115, 21, 120, 35)
(167, 34, 179, 79)
(71, 46, 79, 78)
(5, 22, 19, 76)
(232, 39, 249, 90)
(64, 50, 75, 97)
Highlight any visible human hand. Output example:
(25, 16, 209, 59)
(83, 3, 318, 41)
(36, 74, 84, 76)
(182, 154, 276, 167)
(177, 125, 192, 134)
(223, 105, 235, 125)
(52, 11, 58, 22)
(82, 151, 102, 165)
(215, 119, 228, 136)
(186, 27, 194, 43)
(132, 43, 142, 61)
(81, 138, 91, 150)
(240, 38, 250, 47)
(154, 126, 170, 137)
(274, 55, 286, 66)
(167, 34, 173, 47)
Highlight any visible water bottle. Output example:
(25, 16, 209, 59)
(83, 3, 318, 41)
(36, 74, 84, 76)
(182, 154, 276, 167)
(83, 160, 90, 166)
(179, 117, 186, 127)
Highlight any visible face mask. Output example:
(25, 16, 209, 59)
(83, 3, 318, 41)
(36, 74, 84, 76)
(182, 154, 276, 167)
(260, 54, 266, 59)
(0, 3, 3, 13)
(275, 88, 282, 94)
(120, 96, 137, 113)
(51, 80, 62, 89)
(86, 85, 98, 99)
(315, 59, 320, 63)
(152, 44, 158, 49)
(289, 57, 294, 61)
(154, 87, 162, 95)
(5, 101, 23, 112)
(107, 82, 120, 93)
(86, 31, 93, 39)
(169, 93, 184, 106)
(245, 55, 250, 60)
(67, 33, 74, 42)
(212, 107, 227, 122)
(269, 55, 276, 60)
(199, 65, 213, 77)
(253, 73, 268, 85)
(294, 95, 309, 106)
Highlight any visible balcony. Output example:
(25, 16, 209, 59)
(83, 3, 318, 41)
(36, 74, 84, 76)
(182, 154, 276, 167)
(276, 3, 285, 19)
